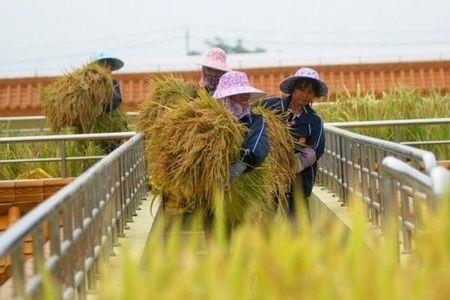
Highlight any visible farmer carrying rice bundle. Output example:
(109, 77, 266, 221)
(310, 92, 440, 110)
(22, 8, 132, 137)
(144, 71, 296, 228)
(42, 51, 128, 136)
(263, 67, 328, 220)
(199, 47, 231, 94)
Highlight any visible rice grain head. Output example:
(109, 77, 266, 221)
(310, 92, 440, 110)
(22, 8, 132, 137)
(42, 63, 113, 133)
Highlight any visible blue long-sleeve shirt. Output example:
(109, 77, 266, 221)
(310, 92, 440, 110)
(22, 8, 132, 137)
(104, 79, 122, 112)
(238, 112, 270, 169)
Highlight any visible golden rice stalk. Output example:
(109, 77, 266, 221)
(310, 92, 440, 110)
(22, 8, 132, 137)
(146, 90, 246, 214)
(253, 106, 298, 213)
(225, 107, 297, 225)
(16, 168, 52, 180)
(226, 161, 277, 226)
(91, 108, 129, 133)
(89, 108, 129, 152)
(137, 75, 199, 135)
(41, 63, 113, 133)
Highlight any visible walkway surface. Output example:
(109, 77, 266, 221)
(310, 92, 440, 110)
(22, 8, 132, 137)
(87, 193, 160, 300)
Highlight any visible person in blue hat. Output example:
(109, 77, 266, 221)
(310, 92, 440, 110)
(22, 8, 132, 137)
(91, 51, 124, 113)
(262, 67, 327, 219)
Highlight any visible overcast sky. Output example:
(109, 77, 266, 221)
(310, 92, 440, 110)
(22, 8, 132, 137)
(1, 0, 449, 77)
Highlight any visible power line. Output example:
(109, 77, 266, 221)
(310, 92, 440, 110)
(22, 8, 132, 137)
(190, 35, 450, 47)
(0, 26, 183, 53)
(0, 36, 184, 66)
(193, 25, 450, 35)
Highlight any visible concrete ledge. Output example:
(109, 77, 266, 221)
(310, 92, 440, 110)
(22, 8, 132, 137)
(309, 185, 383, 251)
(310, 186, 352, 230)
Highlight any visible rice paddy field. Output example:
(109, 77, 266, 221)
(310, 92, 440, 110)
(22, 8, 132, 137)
(315, 89, 450, 159)
(1, 88, 447, 181)
(0, 139, 104, 179)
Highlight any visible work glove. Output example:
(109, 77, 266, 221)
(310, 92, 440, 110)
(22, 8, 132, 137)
(229, 161, 247, 183)
(296, 147, 317, 173)
(296, 153, 305, 173)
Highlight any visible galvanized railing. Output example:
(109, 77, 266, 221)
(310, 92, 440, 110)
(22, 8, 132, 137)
(318, 119, 450, 253)
(328, 117, 450, 129)
(328, 117, 450, 148)
(0, 133, 147, 299)
(0, 132, 136, 177)
(317, 124, 438, 227)
(0, 112, 138, 135)
(381, 156, 450, 253)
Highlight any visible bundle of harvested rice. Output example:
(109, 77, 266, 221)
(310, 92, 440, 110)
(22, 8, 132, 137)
(42, 63, 113, 133)
(91, 108, 129, 133)
(225, 107, 297, 225)
(137, 75, 199, 135)
(146, 89, 245, 213)
(253, 106, 298, 213)
(90, 108, 129, 152)
(225, 161, 276, 226)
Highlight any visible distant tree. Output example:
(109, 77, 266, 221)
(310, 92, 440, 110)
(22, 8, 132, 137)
(205, 37, 266, 54)
(187, 50, 201, 56)
(205, 37, 232, 53)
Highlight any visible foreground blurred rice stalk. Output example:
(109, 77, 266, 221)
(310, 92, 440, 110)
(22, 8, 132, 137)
(94, 190, 450, 300)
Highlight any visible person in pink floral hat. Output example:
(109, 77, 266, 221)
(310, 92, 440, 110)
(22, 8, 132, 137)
(262, 67, 328, 219)
(199, 47, 231, 94)
(213, 71, 270, 182)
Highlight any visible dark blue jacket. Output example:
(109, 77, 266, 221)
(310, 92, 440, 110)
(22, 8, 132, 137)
(262, 96, 325, 197)
(238, 113, 270, 168)
(104, 79, 122, 112)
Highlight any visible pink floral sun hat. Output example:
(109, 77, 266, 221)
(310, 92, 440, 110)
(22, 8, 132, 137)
(279, 67, 328, 97)
(199, 47, 231, 72)
(212, 71, 265, 101)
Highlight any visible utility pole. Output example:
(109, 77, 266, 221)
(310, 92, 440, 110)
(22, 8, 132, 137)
(185, 29, 190, 55)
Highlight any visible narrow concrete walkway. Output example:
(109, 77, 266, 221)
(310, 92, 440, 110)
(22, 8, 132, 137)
(310, 185, 412, 263)
(310, 186, 382, 246)
(87, 193, 160, 299)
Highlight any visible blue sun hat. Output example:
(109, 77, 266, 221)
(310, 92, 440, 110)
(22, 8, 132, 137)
(91, 51, 124, 71)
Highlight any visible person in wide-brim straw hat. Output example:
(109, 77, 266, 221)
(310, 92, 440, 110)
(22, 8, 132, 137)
(199, 47, 231, 94)
(262, 67, 328, 219)
(91, 51, 124, 112)
(91, 51, 124, 71)
(213, 71, 270, 182)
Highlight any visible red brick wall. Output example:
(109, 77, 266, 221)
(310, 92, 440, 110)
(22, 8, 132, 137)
(0, 61, 449, 116)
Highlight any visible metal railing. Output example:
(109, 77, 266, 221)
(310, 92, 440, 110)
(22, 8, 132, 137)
(0, 132, 136, 177)
(381, 156, 450, 253)
(0, 133, 147, 299)
(327, 118, 450, 129)
(317, 124, 438, 227)
(0, 112, 138, 135)
(328, 117, 450, 147)
(318, 120, 450, 254)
